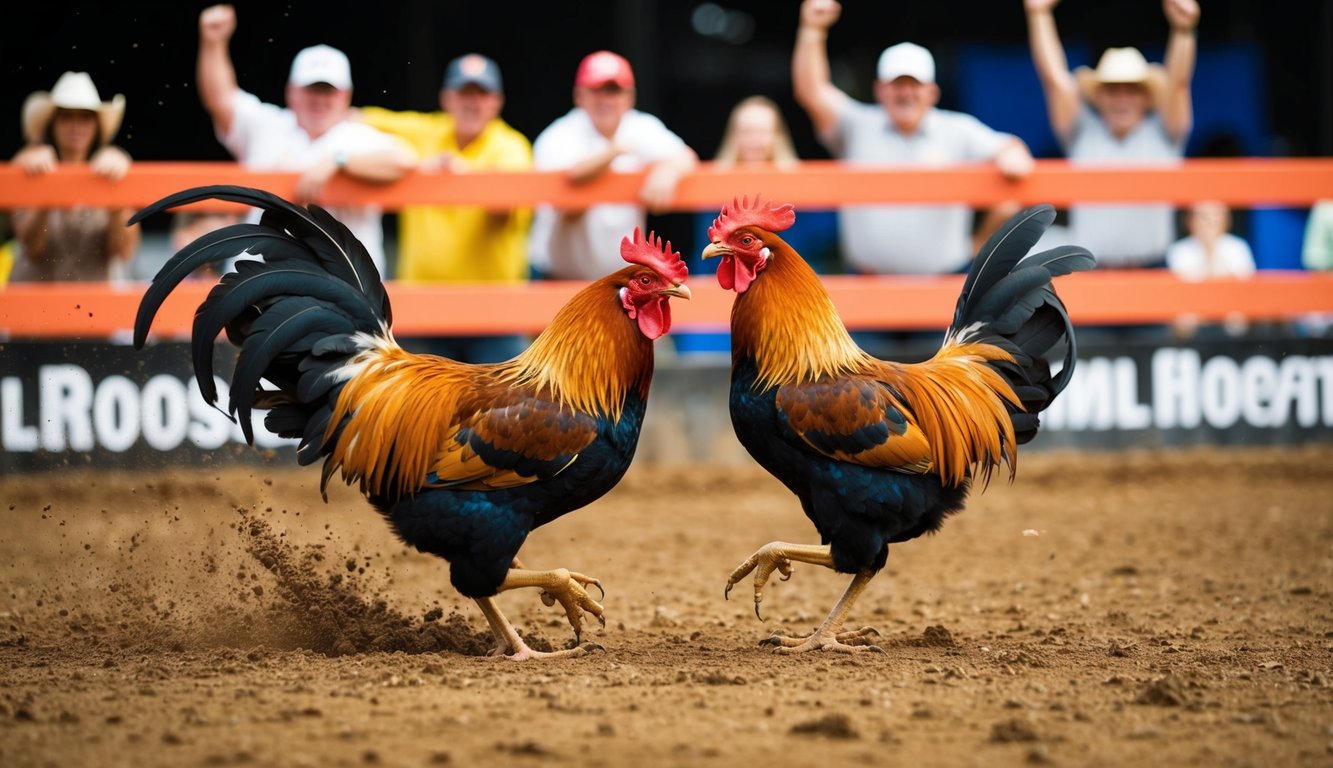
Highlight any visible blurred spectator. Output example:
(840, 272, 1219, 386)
(1166, 201, 1255, 281)
(1167, 201, 1254, 339)
(528, 50, 698, 281)
(1302, 200, 1333, 271)
(693, 96, 839, 276)
(195, 4, 414, 275)
(9, 71, 139, 282)
(792, 0, 1034, 277)
(684, 95, 845, 355)
(1025, 0, 1200, 269)
(359, 53, 532, 362)
(169, 211, 243, 281)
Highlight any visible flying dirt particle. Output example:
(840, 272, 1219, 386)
(990, 718, 1040, 743)
(497, 741, 555, 757)
(789, 713, 858, 739)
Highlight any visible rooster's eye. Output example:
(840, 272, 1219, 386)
(639, 276, 651, 285)
(740, 236, 755, 246)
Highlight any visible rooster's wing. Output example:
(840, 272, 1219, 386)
(428, 387, 600, 491)
(775, 373, 933, 475)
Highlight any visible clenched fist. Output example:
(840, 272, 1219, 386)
(199, 4, 237, 43)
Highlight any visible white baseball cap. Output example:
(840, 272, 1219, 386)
(877, 42, 935, 84)
(289, 44, 352, 89)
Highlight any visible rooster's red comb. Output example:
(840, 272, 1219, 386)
(707, 195, 796, 243)
(620, 227, 688, 283)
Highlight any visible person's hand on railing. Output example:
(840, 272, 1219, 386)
(13, 145, 58, 176)
(89, 146, 132, 182)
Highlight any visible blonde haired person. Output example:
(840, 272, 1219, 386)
(713, 96, 799, 170)
(10, 71, 139, 282)
(679, 96, 840, 357)
(698, 95, 838, 274)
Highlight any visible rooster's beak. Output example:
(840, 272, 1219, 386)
(660, 283, 692, 300)
(701, 242, 728, 261)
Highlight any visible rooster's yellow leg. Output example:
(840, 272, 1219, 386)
(497, 568, 606, 644)
(725, 542, 838, 621)
(760, 570, 886, 654)
(474, 596, 601, 661)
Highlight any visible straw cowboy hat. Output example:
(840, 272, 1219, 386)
(1074, 47, 1168, 108)
(21, 71, 125, 145)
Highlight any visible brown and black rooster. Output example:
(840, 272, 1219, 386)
(133, 185, 690, 660)
(703, 197, 1092, 653)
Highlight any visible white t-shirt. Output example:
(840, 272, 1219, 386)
(824, 101, 1010, 275)
(1063, 106, 1185, 268)
(222, 90, 399, 275)
(528, 108, 688, 280)
(1166, 234, 1255, 281)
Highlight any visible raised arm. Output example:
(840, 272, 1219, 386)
(197, 4, 240, 136)
(792, 0, 848, 138)
(1160, 0, 1200, 142)
(1024, 0, 1080, 140)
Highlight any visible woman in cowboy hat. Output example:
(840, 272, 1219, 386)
(9, 71, 140, 282)
(1025, 0, 1201, 270)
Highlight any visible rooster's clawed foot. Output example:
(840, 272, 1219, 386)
(759, 625, 886, 654)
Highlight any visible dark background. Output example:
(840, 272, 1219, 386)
(5, 0, 1329, 165)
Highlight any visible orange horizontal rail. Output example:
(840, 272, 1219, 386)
(1, 158, 1331, 210)
(2, 272, 1331, 340)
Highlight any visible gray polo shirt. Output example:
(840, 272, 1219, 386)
(823, 100, 1008, 274)
(1063, 105, 1185, 268)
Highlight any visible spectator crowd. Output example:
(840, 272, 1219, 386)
(4, 0, 1325, 349)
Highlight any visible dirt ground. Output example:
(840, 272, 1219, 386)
(2, 446, 1331, 767)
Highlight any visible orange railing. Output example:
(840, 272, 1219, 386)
(1, 158, 1330, 209)
(2, 159, 1332, 339)
(2, 272, 1332, 339)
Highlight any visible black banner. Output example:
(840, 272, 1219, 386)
(0, 341, 295, 474)
(3, 333, 1332, 473)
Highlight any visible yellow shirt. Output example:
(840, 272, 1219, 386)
(361, 107, 533, 283)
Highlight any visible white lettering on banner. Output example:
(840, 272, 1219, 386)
(1199, 356, 1243, 427)
(142, 375, 190, 451)
(1275, 356, 1319, 428)
(1044, 357, 1134, 430)
(40, 365, 95, 451)
(1320, 358, 1333, 426)
(93, 376, 141, 453)
(1153, 349, 1201, 429)
(187, 377, 233, 450)
(1, 378, 39, 451)
(1114, 358, 1152, 430)
(0, 366, 297, 454)
(1045, 350, 1333, 432)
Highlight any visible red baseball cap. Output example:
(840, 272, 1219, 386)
(575, 51, 635, 90)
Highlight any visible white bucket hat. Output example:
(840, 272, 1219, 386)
(22, 71, 125, 144)
(1075, 47, 1168, 107)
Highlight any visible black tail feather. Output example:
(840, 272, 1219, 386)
(952, 206, 1057, 330)
(132, 185, 392, 458)
(948, 205, 1095, 444)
